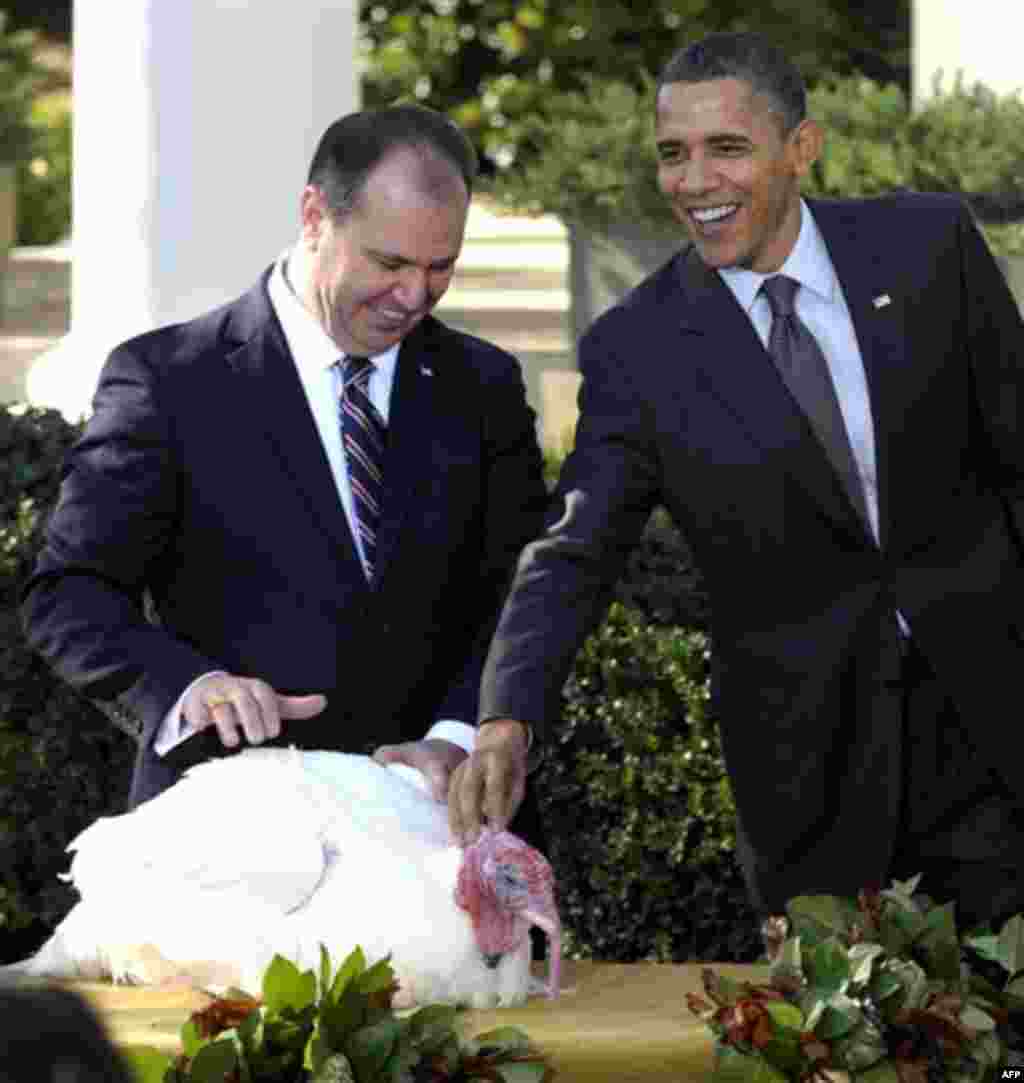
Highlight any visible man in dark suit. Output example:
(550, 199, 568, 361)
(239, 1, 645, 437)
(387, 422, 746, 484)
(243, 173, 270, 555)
(449, 32, 1024, 928)
(22, 105, 546, 812)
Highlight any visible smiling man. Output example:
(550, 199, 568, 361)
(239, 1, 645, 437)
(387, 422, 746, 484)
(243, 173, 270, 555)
(23, 105, 547, 817)
(451, 32, 1024, 930)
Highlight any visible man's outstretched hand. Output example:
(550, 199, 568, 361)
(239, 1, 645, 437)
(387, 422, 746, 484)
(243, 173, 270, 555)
(372, 738, 469, 803)
(447, 719, 529, 845)
(182, 673, 327, 749)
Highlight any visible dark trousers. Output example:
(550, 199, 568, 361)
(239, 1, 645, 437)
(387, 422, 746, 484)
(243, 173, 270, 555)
(888, 636, 1024, 930)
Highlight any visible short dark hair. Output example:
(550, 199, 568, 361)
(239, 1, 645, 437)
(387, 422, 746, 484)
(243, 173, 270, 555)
(658, 32, 807, 134)
(306, 104, 478, 220)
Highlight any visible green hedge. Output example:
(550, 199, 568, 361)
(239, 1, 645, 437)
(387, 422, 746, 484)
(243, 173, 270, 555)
(0, 405, 135, 961)
(0, 405, 758, 966)
(16, 89, 70, 246)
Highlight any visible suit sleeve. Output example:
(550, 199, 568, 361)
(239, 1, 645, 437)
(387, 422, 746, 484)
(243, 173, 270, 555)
(21, 344, 219, 746)
(957, 203, 1024, 547)
(478, 325, 662, 741)
(431, 349, 549, 726)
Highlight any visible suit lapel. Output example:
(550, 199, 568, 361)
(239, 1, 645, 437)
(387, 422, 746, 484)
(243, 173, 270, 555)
(372, 321, 443, 585)
(808, 200, 908, 550)
(672, 247, 870, 542)
(223, 274, 367, 585)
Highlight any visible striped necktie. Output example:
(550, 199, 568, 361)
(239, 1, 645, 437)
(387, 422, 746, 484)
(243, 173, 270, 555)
(339, 355, 386, 579)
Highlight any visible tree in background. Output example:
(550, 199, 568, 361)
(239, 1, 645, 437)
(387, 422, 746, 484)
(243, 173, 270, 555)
(360, 0, 909, 168)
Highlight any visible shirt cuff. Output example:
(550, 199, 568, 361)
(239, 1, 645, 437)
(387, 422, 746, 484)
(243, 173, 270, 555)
(425, 719, 477, 755)
(153, 670, 227, 757)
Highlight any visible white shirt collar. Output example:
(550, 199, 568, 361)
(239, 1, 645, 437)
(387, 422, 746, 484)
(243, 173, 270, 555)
(267, 251, 401, 382)
(717, 200, 839, 315)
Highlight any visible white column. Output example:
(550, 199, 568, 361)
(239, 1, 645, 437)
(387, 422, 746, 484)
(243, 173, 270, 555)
(913, 0, 1024, 105)
(28, 0, 359, 419)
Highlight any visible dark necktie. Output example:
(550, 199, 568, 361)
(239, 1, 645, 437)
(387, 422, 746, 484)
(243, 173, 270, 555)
(761, 275, 870, 530)
(339, 355, 386, 579)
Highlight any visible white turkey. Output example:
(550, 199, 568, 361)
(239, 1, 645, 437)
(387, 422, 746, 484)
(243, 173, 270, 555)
(3, 748, 561, 1009)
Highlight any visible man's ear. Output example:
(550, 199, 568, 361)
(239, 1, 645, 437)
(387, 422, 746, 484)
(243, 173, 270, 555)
(299, 185, 327, 246)
(789, 117, 824, 180)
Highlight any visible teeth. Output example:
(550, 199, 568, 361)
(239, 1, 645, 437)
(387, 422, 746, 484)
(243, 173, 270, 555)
(692, 204, 737, 223)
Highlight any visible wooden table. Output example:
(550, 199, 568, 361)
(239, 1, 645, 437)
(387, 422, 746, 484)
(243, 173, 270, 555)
(74, 962, 767, 1081)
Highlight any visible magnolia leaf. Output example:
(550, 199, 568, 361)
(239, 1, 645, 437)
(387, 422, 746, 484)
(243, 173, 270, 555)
(884, 958, 929, 1012)
(804, 937, 850, 997)
(998, 914, 1024, 976)
(869, 968, 904, 1002)
(262, 954, 317, 1015)
(320, 943, 332, 999)
(311, 1051, 357, 1083)
(786, 895, 857, 945)
(965, 933, 1002, 964)
(466, 1026, 533, 1056)
(347, 1015, 404, 1078)
(959, 1003, 997, 1031)
(179, 1018, 206, 1058)
(304, 1028, 332, 1075)
(355, 954, 397, 994)
(848, 942, 884, 985)
(408, 1003, 458, 1032)
(704, 968, 744, 1007)
(1004, 973, 1024, 1005)
(120, 1045, 175, 1083)
(187, 1038, 239, 1083)
(972, 1030, 1004, 1070)
(763, 1001, 804, 1031)
(769, 937, 804, 991)
(883, 874, 922, 903)
(815, 1002, 859, 1041)
(329, 946, 367, 1004)
(802, 997, 826, 1032)
(321, 986, 366, 1046)
(831, 1019, 887, 1072)
(917, 902, 961, 981)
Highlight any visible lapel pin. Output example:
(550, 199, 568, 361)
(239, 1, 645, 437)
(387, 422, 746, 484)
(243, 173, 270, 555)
(420, 364, 434, 377)
(872, 294, 891, 309)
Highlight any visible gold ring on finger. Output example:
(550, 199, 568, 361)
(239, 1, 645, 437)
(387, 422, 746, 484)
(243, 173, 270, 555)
(205, 696, 232, 709)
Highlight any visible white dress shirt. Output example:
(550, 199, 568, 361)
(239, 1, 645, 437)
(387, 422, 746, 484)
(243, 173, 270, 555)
(155, 254, 476, 757)
(717, 200, 881, 544)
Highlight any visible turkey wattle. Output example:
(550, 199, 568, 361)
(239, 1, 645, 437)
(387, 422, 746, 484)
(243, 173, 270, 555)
(4, 748, 561, 1009)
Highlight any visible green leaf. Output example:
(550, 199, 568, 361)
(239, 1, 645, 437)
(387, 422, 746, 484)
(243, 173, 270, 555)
(322, 986, 366, 1046)
(848, 942, 884, 985)
(121, 1046, 175, 1083)
(762, 1001, 803, 1032)
(467, 1026, 533, 1055)
(187, 1039, 238, 1083)
(916, 901, 961, 981)
(346, 1016, 403, 1078)
(786, 895, 858, 946)
(179, 1018, 207, 1059)
(354, 953, 396, 994)
(262, 953, 317, 1015)
(965, 933, 1002, 964)
(804, 938, 850, 997)
(311, 1051, 357, 1083)
(329, 946, 367, 1004)
(998, 914, 1024, 975)
(704, 969, 744, 1007)
(236, 1006, 262, 1053)
(815, 1003, 859, 1040)
(320, 943, 332, 999)
(959, 1003, 997, 1031)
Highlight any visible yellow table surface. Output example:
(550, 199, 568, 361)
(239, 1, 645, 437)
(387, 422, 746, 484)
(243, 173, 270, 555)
(72, 961, 768, 1081)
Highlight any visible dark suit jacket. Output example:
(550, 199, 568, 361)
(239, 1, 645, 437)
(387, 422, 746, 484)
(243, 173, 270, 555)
(482, 194, 1024, 911)
(22, 269, 548, 809)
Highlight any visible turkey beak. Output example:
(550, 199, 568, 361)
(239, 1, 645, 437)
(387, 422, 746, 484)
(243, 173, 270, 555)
(482, 952, 503, 970)
(524, 904, 562, 1000)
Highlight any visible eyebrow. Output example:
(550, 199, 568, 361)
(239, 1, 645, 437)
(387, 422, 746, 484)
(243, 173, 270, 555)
(365, 247, 458, 270)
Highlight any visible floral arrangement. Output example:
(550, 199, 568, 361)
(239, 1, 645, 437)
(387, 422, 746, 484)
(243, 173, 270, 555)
(124, 946, 551, 1083)
(687, 876, 1024, 1083)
